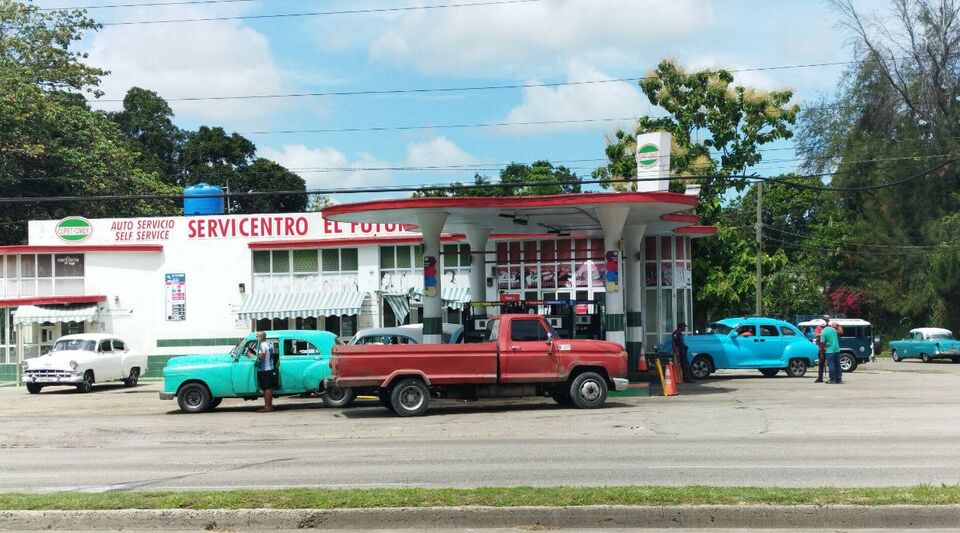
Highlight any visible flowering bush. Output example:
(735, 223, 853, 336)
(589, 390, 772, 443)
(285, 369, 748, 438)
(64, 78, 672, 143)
(827, 286, 866, 317)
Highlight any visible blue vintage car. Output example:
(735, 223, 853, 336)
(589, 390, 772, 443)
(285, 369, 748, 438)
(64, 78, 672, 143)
(889, 328, 960, 363)
(160, 330, 354, 413)
(657, 317, 819, 380)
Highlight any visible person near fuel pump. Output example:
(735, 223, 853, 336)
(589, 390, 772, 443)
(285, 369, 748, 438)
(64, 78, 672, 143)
(246, 331, 276, 412)
(821, 321, 843, 384)
(672, 322, 691, 381)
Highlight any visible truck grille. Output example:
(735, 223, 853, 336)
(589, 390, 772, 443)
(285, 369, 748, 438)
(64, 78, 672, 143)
(25, 369, 74, 379)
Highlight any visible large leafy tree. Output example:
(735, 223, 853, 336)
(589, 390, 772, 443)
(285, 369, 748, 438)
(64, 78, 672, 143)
(594, 60, 800, 325)
(798, 0, 960, 334)
(413, 160, 582, 197)
(110, 87, 184, 179)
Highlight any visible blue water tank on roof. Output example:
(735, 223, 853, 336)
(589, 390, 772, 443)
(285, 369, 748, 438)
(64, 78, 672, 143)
(183, 183, 225, 216)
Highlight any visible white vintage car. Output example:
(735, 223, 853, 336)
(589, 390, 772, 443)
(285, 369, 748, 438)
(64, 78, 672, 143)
(21, 334, 146, 394)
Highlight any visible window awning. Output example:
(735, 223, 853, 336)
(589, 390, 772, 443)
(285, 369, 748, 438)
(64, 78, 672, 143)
(13, 304, 100, 325)
(378, 289, 414, 323)
(440, 287, 471, 310)
(238, 292, 366, 320)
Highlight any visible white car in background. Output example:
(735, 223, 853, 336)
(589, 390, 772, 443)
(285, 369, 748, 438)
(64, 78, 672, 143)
(21, 334, 146, 394)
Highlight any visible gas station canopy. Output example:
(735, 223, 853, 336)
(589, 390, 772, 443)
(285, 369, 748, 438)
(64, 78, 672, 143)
(322, 192, 715, 237)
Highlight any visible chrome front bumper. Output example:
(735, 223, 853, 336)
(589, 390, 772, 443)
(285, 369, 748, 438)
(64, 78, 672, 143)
(612, 378, 629, 391)
(24, 372, 83, 385)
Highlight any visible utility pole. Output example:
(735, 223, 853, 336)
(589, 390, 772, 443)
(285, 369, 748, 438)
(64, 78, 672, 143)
(755, 182, 763, 316)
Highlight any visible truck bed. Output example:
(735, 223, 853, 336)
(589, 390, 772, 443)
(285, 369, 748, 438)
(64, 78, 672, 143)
(332, 342, 499, 388)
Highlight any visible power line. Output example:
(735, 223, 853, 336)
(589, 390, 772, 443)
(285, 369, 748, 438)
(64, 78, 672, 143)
(762, 234, 960, 257)
(3, 158, 955, 204)
(760, 225, 960, 250)
(241, 116, 639, 136)
(41, 0, 256, 10)
(98, 0, 541, 26)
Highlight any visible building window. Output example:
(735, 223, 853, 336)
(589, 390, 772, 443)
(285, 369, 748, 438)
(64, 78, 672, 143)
(379, 245, 423, 293)
(494, 238, 605, 297)
(252, 247, 359, 294)
(0, 253, 84, 298)
(324, 315, 357, 338)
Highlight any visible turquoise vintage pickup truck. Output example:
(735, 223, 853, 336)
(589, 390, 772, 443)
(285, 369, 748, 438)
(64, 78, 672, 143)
(160, 330, 354, 413)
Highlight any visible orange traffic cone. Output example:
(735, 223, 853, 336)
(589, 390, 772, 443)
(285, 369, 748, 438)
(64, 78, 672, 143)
(663, 363, 678, 396)
(638, 352, 648, 372)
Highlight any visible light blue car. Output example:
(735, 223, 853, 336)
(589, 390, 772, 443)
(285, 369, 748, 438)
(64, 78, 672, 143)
(160, 330, 352, 413)
(657, 317, 819, 380)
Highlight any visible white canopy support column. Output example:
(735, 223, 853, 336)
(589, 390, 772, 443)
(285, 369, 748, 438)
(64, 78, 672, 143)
(464, 227, 490, 319)
(597, 206, 630, 349)
(623, 224, 647, 375)
(418, 211, 449, 344)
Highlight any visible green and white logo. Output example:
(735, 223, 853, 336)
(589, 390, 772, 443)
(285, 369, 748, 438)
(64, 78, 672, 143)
(636, 143, 660, 167)
(55, 217, 93, 242)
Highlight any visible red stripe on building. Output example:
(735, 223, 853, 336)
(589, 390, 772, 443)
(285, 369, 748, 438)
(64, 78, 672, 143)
(0, 245, 163, 253)
(0, 295, 107, 307)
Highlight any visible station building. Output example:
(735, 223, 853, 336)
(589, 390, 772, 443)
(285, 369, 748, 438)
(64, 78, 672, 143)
(0, 134, 715, 381)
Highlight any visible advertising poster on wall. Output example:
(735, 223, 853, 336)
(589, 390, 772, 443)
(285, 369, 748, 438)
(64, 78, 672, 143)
(165, 273, 186, 321)
(524, 266, 538, 289)
(540, 264, 557, 288)
(497, 267, 510, 290)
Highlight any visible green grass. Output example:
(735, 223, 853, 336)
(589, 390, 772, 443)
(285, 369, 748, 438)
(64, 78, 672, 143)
(1, 485, 960, 510)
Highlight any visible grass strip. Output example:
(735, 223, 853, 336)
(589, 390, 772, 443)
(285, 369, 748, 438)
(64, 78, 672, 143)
(2, 485, 960, 510)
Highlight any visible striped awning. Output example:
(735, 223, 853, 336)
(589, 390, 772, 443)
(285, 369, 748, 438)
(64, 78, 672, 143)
(238, 292, 365, 320)
(441, 287, 471, 310)
(13, 304, 100, 325)
(381, 294, 411, 323)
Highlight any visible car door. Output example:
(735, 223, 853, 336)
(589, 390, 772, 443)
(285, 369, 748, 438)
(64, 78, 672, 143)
(904, 332, 919, 358)
(727, 325, 759, 367)
(756, 323, 785, 365)
(501, 318, 558, 382)
(279, 337, 322, 393)
(97, 339, 122, 380)
(232, 339, 259, 395)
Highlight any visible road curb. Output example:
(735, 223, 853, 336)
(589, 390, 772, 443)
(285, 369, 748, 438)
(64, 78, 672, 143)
(2, 504, 960, 530)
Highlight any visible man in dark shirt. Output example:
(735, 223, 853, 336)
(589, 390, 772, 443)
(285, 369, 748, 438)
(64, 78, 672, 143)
(672, 322, 690, 381)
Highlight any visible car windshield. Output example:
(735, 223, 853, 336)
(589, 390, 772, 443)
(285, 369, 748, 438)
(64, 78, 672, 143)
(930, 332, 956, 340)
(53, 339, 95, 352)
(230, 339, 248, 357)
(705, 323, 732, 335)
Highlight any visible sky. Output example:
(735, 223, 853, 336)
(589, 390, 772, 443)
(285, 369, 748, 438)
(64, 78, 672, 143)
(40, 0, 862, 202)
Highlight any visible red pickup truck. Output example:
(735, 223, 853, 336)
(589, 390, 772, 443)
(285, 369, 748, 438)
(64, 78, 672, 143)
(325, 314, 628, 416)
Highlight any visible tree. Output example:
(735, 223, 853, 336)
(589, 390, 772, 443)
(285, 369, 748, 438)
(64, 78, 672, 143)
(412, 161, 582, 198)
(110, 87, 184, 179)
(235, 158, 307, 214)
(0, 2, 177, 245)
(593, 60, 800, 326)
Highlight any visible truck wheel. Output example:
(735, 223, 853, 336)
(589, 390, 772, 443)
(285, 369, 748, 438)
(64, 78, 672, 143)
(921, 353, 932, 363)
(209, 397, 223, 410)
(76, 371, 94, 393)
(891, 349, 901, 362)
(390, 378, 430, 417)
(785, 359, 808, 378)
(759, 368, 779, 377)
(177, 383, 212, 413)
(689, 355, 712, 380)
(839, 353, 857, 372)
(26, 383, 42, 395)
(569, 372, 608, 409)
(377, 389, 395, 411)
(122, 368, 140, 387)
(321, 386, 356, 408)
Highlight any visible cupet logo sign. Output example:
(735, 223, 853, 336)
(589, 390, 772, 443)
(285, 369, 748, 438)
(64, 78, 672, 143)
(636, 143, 660, 168)
(56, 217, 93, 242)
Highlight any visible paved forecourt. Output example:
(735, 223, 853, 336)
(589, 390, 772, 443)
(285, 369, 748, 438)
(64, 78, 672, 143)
(1, 359, 959, 492)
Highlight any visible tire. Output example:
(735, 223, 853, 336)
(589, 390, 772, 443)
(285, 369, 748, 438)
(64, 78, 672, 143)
(552, 392, 574, 407)
(389, 378, 431, 417)
(785, 358, 808, 378)
(952, 357, 960, 364)
(921, 353, 932, 363)
(122, 368, 140, 387)
(26, 383, 42, 395)
(320, 386, 356, 408)
(839, 353, 858, 373)
(689, 355, 712, 380)
(76, 371, 94, 393)
(568, 372, 608, 409)
(177, 382, 212, 413)
(377, 389, 395, 411)
(891, 349, 901, 362)
(209, 397, 223, 410)
(759, 368, 780, 377)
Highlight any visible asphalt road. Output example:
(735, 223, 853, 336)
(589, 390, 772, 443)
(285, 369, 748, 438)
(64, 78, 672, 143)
(2, 359, 960, 492)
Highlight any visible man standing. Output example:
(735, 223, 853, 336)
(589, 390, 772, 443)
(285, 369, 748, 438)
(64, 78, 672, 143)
(814, 314, 829, 383)
(247, 331, 276, 412)
(821, 321, 842, 384)
(672, 322, 690, 381)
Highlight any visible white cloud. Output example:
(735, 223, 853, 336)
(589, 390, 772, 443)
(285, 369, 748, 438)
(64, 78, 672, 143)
(370, 0, 712, 75)
(84, 5, 285, 121)
(404, 136, 481, 168)
(497, 61, 648, 135)
(259, 144, 393, 194)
